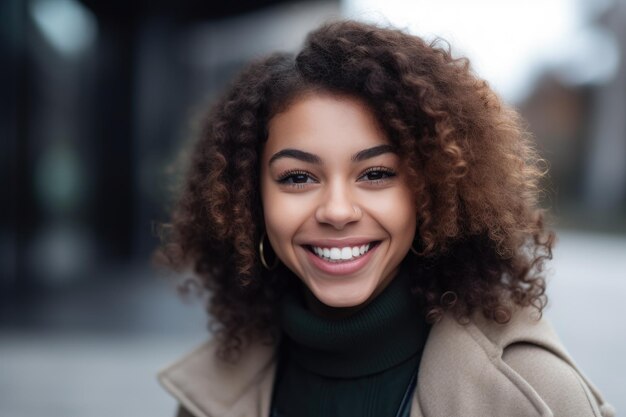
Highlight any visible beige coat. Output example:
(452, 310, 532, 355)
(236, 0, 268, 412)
(159, 308, 614, 417)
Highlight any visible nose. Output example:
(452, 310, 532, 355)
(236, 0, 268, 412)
(314, 182, 362, 229)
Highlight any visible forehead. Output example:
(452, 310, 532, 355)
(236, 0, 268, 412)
(263, 93, 390, 160)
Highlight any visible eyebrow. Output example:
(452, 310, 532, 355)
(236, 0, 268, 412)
(269, 149, 322, 165)
(351, 144, 396, 162)
(268, 144, 396, 165)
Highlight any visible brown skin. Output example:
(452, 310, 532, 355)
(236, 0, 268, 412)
(261, 93, 416, 318)
(156, 20, 554, 359)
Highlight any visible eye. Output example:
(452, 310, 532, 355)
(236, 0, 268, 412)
(277, 170, 318, 187)
(358, 167, 396, 183)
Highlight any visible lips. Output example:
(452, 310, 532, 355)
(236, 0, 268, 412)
(307, 241, 379, 262)
(302, 240, 381, 276)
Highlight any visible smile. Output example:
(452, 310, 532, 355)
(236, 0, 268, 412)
(307, 242, 380, 262)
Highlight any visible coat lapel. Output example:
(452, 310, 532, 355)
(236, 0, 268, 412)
(413, 312, 552, 417)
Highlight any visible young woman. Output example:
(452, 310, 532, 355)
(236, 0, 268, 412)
(157, 20, 614, 417)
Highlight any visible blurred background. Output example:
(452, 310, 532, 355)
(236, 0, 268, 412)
(1, 0, 624, 416)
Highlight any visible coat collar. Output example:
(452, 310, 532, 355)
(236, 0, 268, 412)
(158, 308, 609, 417)
(413, 308, 555, 417)
(158, 339, 276, 417)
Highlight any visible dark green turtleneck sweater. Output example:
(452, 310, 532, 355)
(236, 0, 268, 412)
(271, 267, 429, 417)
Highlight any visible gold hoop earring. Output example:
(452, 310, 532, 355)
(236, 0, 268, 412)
(259, 232, 279, 270)
(410, 239, 421, 256)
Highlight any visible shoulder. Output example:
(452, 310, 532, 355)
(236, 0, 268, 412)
(158, 338, 277, 417)
(472, 308, 614, 417)
(502, 342, 607, 417)
(417, 307, 614, 417)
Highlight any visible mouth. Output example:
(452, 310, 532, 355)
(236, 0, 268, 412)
(306, 241, 381, 263)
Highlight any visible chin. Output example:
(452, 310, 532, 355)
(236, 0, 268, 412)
(320, 296, 366, 309)
(312, 286, 372, 309)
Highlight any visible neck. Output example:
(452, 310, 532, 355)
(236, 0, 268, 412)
(278, 264, 428, 378)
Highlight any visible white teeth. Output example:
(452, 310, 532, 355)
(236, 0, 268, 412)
(311, 243, 373, 262)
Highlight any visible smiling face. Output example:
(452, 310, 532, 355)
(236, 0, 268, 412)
(260, 93, 417, 311)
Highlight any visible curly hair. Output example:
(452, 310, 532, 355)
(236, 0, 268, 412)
(157, 20, 554, 359)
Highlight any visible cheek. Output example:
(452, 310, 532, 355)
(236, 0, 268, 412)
(260, 171, 293, 257)
(260, 186, 307, 253)
(370, 187, 416, 243)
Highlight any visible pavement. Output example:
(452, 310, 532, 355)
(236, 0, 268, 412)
(0, 229, 624, 417)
